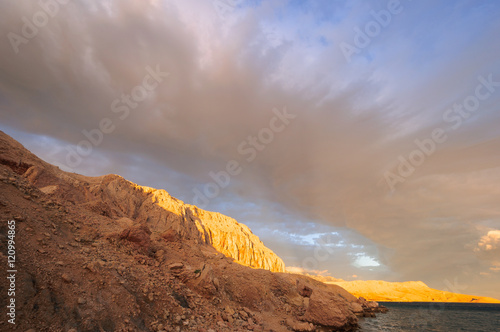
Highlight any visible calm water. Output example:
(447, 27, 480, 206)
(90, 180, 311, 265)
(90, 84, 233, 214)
(358, 302, 500, 332)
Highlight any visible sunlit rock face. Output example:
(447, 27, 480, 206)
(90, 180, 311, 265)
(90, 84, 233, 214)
(88, 175, 286, 272)
(0, 130, 285, 273)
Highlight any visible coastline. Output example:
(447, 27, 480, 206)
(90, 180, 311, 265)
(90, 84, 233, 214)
(358, 302, 500, 331)
(326, 280, 500, 304)
(378, 301, 500, 306)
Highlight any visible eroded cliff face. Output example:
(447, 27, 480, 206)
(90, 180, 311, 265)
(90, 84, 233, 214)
(0, 131, 285, 273)
(183, 206, 285, 272)
(76, 174, 285, 272)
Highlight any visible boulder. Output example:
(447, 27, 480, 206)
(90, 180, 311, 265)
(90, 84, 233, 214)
(161, 229, 179, 242)
(297, 281, 313, 298)
(303, 291, 357, 329)
(119, 224, 152, 248)
(349, 301, 364, 314)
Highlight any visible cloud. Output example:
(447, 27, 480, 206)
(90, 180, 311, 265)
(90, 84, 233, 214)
(1, 0, 500, 298)
(475, 230, 500, 274)
(476, 230, 500, 252)
(352, 254, 381, 268)
(285, 266, 329, 276)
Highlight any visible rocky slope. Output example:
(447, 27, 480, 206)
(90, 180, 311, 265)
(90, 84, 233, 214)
(0, 131, 284, 273)
(0, 130, 382, 331)
(328, 280, 500, 303)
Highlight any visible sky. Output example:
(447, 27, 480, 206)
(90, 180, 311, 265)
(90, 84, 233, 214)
(1, 0, 500, 298)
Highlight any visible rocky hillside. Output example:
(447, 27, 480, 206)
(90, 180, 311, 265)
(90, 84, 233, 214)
(0, 130, 384, 331)
(0, 130, 284, 273)
(328, 280, 500, 303)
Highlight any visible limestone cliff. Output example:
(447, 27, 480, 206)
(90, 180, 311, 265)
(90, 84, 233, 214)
(0, 130, 285, 272)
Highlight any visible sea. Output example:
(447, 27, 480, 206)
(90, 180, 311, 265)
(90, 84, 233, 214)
(358, 302, 500, 332)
